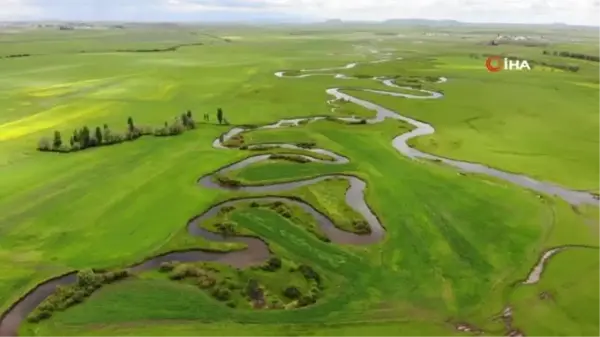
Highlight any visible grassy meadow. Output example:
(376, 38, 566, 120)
(0, 24, 598, 336)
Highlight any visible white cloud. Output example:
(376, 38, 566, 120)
(0, 0, 41, 20)
(0, 0, 597, 25)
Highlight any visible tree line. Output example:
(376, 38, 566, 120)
(543, 50, 599, 63)
(37, 108, 229, 153)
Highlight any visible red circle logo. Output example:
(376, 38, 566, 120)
(485, 56, 503, 72)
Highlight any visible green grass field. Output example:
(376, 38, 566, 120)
(0, 25, 598, 336)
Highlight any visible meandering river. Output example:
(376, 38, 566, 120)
(1, 55, 596, 337)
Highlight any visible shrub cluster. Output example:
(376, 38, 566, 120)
(296, 291, 318, 307)
(211, 287, 231, 301)
(352, 219, 371, 234)
(158, 261, 179, 272)
(244, 145, 269, 151)
(219, 205, 236, 214)
(214, 221, 238, 236)
(268, 201, 292, 218)
(269, 154, 310, 163)
(283, 286, 301, 299)
(245, 279, 264, 304)
(2, 53, 31, 59)
(269, 298, 284, 309)
(215, 176, 242, 188)
(159, 262, 218, 291)
(285, 265, 322, 308)
(348, 119, 367, 125)
(223, 134, 245, 148)
(168, 264, 206, 280)
(196, 275, 217, 289)
(210, 278, 240, 303)
(28, 269, 130, 323)
(260, 256, 282, 272)
(295, 142, 316, 148)
(297, 264, 321, 285)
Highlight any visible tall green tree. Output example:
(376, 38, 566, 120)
(103, 124, 111, 143)
(217, 108, 223, 124)
(53, 130, 62, 149)
(127, 117, 134, 132)
(95, 126, 103, 144)
(80, 126, 91, 148)
(181, 113, 189, 127)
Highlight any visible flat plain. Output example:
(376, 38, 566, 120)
(0, 23, 598, 336)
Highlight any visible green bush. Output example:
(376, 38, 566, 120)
(261, 256, 282, 271)
(159, 261, 177, 272)
(298, 265, 321, 284)
(283, 286, 301, 299)
(221, 278, 238, 290)
(215, 221, 238, 236)
(297, 295, 317, 307)
(248, 145, 268, 151)
(296, 142, 316, 148)
(196, 275, 216, 289)
(168, 120, 185, 135)
(37, 137, 52, 151)
(211, 287, 232, 301)
(250, 201, 260, 208)
(269, 299, 284, 309)
(139, 125, 154, 135)
(269, 154, 310, 163)
(223, 134, 244, 147)
(352, 220, 371, 234)
(219, 205, 236, 214)
(27, 309, 52, 323)
(169, 264, 204, 280)
(77, 269, 99, 287)
(102, 269, 130, 283)
(216, 176, 242, 187)
(245, 279, 263, 301)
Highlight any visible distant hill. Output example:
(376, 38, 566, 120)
(317, 18, 597, 29)
(382, 19, 463, 26)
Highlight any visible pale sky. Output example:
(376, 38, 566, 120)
(1, 0, 598, 25)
